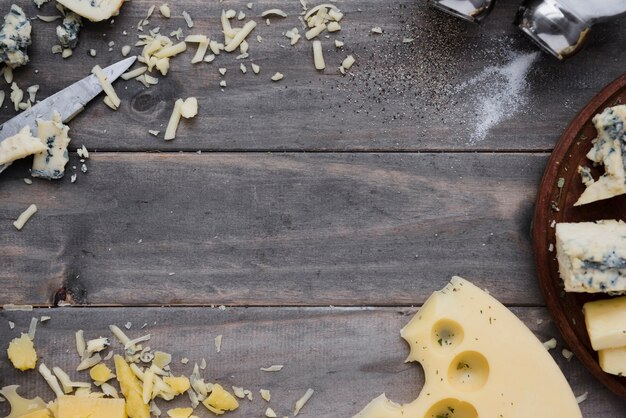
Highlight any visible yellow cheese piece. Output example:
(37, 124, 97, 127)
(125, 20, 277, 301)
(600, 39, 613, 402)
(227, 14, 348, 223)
(7, 333, 37, 371)
(0, 385, 47, 418)
(163, 376, 190, 394)
(583, 296, 626, 350)
(599, 346, 626, 376)
(202, 384, 239, 415)
(353, 276, 582, 418)
(56, 0, 125, 22)
(89, 363, 114, 384)
(167, 407, 193, 418)
(19, 409, 52, 418)
(57, 395, 126, 418)
(114, 355, 149, 418)
(0, 126, 46, 166)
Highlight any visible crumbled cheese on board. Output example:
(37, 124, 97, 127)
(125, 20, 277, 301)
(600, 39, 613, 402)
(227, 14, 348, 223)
(294, 388, 314, 415)
(13, 204, 38, 231)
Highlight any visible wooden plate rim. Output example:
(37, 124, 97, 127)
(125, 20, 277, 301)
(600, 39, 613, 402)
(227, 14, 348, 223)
(532, 72, 626, 399)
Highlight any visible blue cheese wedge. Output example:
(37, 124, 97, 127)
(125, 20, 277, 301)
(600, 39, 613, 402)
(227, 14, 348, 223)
(31, 112, 71, 180)
(556, 220, 626, 293)
(56, 0, 125, 22)
(0, 126, 47, 165)
(57, 9, 82, 49)
(575, 105, 626, 206)
(0, 5, 32, 68)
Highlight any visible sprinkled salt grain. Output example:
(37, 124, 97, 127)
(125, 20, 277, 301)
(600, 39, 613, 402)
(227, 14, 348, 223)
(456, 52, 539, 144)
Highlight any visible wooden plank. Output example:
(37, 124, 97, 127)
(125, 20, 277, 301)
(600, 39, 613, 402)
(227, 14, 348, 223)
(1, 152, 548, 306)
(1, 1, 623, 151)
(1, 307, 623, 417)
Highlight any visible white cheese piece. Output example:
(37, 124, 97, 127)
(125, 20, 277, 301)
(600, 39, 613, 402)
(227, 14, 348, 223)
(34, 0, 51, 8)
(39, 364, 65, 397)
(182, 11, 194, 28)
(180, 97, 198, 118)
(10, 82, 23, 111)
(260, 365, 283, 372)
(327, 21, 341, 32)
(0, 5, 32, 68)
(92, 64, 121, 109)
(57, 10, 82, 49)
(121, 66, 147, 80)
(342, 55, 355, 70)
(240, 63, 246, 73)
(0, 126, 46, 165)
(121, 45, 131, 56)
(265, 407, 277, 418)
(334, 39, 344, 48)
(164, 99, 183, 141)
(598, 346, 626, 376)
(583, 296, 626, 350)
(160, 4, 171, 18)
(13, 204, 37, 230)
(261, 9, 287, 18)
(556, 220, 626, 293)
(26, 84, 39, 102)
(294, 388, 314, 416)
(191, 40, 209, 64)
(305, 23, 326, 40)
(154, 41, 186, 58)
(371, 26, 383, 34)
(251, 63, 260, 74)
(56, 0, 125, 22)
(312, 40, 325, 70)
(260, 389, 271, 402)
(32, 111, 71, 180)
(353, 276, 582, 418)
(0, 90, 5, 107)
(271, 72, 283, 81)
(575, 105, 626, 206)
(215, 335, 223, 353)
(38, 15, 62, 22)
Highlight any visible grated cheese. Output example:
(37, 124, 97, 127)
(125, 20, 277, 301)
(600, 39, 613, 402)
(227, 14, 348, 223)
(261, 9, 287, 18)
(327, 21, 341, 32)
(305, 23, 326, 40)
(265, 407, 277, 417)
(200, 358, 207, 370)
(154, 42, 187, 58)
(38, 14, 61, 22)
(8, 321, 15, 329)
(251, 63, 260, 74)
(101, 382, 119, 398)
(312, 40, 325, 70)
(160, 4, 171, 18)
(27, 317, 38, 340)
(182, 11, 193, 28)
(371, 26, 383, 34)
(294, 388, 314, 415)
(86, 337, 110, 354)
(52, 366, 91, 393)
(576, 392, 588, 404)
(341, 54, 355, 70)
(214, 335, 223, 353)
(10, 82, 24, 111)
(260, 389, 271, 402)
(121, 66, 147, 80)
(121, 45, 131, 56)
(562, 348, 574, 360)
(165, 99, 183, 140)
(224, 20, 257, 52)
(76, 353, 101, 371)
(232, 386, 244, 399)
(92, 65, 121, 109)
(39, 363, 65, 397)
(271, 72, 283, 81)
(240, 63, 247, 73)
(260, 365, 284, 372)
(40, 315, 50, 322)
(2, 304, 33, 311)
(149, 130, 160, 136)
(13, 204, 37, 230)
(543, 338, 557, 350)
(109, 324, 131, 345)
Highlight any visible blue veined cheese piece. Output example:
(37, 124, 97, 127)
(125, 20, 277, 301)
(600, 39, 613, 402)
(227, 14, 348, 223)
(576, 105, 626, 206)
(56, 0, 125, 22)
(57, 10, 82, 49)
(556, 220, 626, 294)
(31, 112, 71, 180)
(0, 5, 32, 68)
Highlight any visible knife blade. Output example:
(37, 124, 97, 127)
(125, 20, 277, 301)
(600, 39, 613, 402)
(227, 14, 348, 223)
(0, 56, 136, 174)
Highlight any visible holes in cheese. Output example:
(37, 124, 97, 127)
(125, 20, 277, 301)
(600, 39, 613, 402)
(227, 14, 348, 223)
(431, 319, 463, 349)
(447, 351, 489, 392)
(353, 277, 582, 418)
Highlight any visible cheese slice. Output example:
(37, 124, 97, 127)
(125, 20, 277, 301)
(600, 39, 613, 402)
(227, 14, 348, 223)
(353, 277, 582, 418)
(56, 0, 125, 22)
(556, 220, 626, 294)
(0, 126, 47, 166)
(57, 395, 126, 418)
(32, 112, 71, 180)
(0, 5, 32, 68)
(599, 346, 626, 376)
(576, 105, 626, 206)
(583, 296, 626, 350)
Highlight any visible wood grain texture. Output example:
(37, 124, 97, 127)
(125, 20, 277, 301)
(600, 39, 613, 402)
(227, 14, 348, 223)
(1, 152, 545, 307)
(1, 307, 624, 417)
(0, 0, 623, 151)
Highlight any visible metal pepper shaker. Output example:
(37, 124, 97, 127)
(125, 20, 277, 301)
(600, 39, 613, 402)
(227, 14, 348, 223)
(429, 0, 496, 22)
(514, 0, 626, 60)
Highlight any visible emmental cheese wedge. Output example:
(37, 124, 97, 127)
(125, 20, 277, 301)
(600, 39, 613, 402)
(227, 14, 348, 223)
(583, 296, 626, 351)
(56, 0, 125, 22)
(57, 395, 126, 418)
(353, 277, 582, 418)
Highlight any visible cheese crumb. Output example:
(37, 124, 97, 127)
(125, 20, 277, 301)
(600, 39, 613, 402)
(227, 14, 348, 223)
(232, 386, 245, 398)
(182, 11, 193, 28)
(92, 65, 121, 110)
(160, 4, 171, 18)
(13, 204, 37, 230)
(121, 45, 131, 56)
(562, 348, 574, 361)
(543, 338, 557, 350)
(575, 392, 588, 404)
(260, 365, 284, 372)
(23, 178, 33, 185)
(265, 407, 277, 417)
(260, 389, 271, 402)
(215, 335, 223, 353)
(181, 357, 189, 364)
(371, 26, 383, 34)
(271, 72, 283, 81)
(312, 40, 325, 70)
(251, 63, 260, 74)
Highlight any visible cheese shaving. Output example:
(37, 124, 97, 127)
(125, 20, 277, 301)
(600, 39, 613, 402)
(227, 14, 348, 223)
(92, 65, 121, 109)
(261, 9, 287, 18)
(232, 386, 245, 399)
(39, 363, 65, 397)
(294, 388, 314, 415)
(260, 365, 284, 372)
(121, 66, 147, 80)
(304, 4, 339, 20)
(160, 4, 171, 18)
(52, 366, 91, 393)
(214, 335, 223, 353)
(2, 304, 33, 311)
(305, 24, 326, 40)
(224, 20, 257, 52)
(543, 338, 557, 350)
(27, 317, 38, 340)
(182, 11, 193, 28)
(164, 99, 183, 140)
(265, 407, 277, 417)
(40, 316, 51, 322)
(101, 382, 119, 398)
(13, 204, 37, 231)
(271, 72, 283, 81)
(109, 325, 131, 345)
(154, 42, 187, 58)
(76, 353, 101, 371)
(124, 333, 151, 350)
(75, 330, 86, 357)
(327, 21, 341, 32)
(251, 63, 260, 74)
(576, 392, 588, 404)
(341, 54, 355, 70)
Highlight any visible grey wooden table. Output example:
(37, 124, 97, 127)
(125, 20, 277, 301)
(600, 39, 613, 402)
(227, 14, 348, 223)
(1, 0, 625, 416)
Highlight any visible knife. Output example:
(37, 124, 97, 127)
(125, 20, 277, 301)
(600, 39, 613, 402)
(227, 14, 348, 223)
(0, 56, 137, 174)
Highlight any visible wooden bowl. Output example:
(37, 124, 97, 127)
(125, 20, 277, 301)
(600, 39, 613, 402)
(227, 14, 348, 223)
(533, 72, 626, 399)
